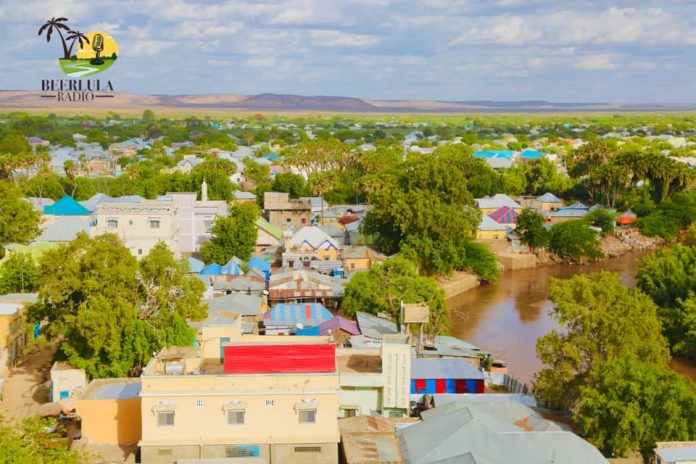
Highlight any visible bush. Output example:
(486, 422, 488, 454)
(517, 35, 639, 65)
(549, 220, 603, 261)
(584, 208, 617, 236)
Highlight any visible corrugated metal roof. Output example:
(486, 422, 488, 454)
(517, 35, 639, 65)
(263, 302, 333, 327)
(475, 194, 520, 211)
(411, 358, 485, 380)
(356, 311, 398, 340)
(43, 196, 90, 216)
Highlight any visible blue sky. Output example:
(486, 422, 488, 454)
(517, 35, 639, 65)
(1, 0, 695, 103)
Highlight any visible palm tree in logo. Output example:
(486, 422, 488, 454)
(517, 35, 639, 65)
(38, 17, 72, 59)
(66, 30, 90, 59)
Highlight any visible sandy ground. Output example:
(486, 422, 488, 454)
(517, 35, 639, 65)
(0, 343, 56, 420)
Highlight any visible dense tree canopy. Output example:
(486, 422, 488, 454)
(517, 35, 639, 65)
(578, 356, 696, 461)
(535, 271, 669, 410)
(200, 202, 259, 264)
(0, 182, 41, 249)
(342, 256, 448, 337)
(516, 209, 549, 251)
(0, 415, 83, 464)
(0, 252, 37, 293)
(29, 235, 205, 378)
(271, 172, 308, 199)
(548, 220, 603, 262)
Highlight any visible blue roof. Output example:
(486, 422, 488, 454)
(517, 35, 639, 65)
(473, 150, 515, 159)
(43, 196, 90, 216)
(295, 326, 321, 336)
(519, 149, 545, 159)
(264, 153, 279, 160)
(263, 302, 333, 327)
(248, 256, 271, 273)
(537, 192, 561, 203)
(187, 257, 205, 273)
(200, 263, 223, 275)
(221, 257, 244, 276)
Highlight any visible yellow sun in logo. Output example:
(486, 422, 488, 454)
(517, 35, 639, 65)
(76, 31, 118, 60)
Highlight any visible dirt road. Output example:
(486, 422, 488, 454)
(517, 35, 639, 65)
(0, 343, 56, 419)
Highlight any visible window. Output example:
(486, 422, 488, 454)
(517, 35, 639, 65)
(128, 220, 133, 226)
(342, 407, 358, 418)
(227, 410, 245, 425)
(350, 263, 355, 270)
(299, 409, 316, 424)
(295, 446, 321, 453)
(301, 217, 307, 224)
(264, 399, 275, 407)
(138, 249, 143, 256)
(157, 411, 175, 426)
(204, 221, 213, 233)
(149, 219, 160, 229)
(226, 445, 260, 458)
(157, 449, 172, 457)
(286, 217, 292, 223)
(195, 400, 204, 408)
(106, 218, 118, 229)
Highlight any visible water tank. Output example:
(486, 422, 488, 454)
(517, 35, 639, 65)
(163, 361, 184, 375)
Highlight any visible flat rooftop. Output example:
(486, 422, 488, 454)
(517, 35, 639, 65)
(336, 352, 382, 374)
(79, 378, 141, 401)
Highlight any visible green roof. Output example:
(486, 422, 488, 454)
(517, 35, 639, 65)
(255, 217, 282, 240)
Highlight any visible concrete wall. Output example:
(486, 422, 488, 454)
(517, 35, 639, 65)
(476, 229, 507, 240)
(141, 442, 337, 464)
(50, 366, 86, 401)
(76, 397, 142, 445)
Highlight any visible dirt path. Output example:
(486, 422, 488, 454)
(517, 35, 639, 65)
(0, 343, 57, 419)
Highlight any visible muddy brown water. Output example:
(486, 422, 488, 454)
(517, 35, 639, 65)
(448, 251, 696, 385)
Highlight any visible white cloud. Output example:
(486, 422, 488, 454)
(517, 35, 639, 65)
(309, 30, 377, 47)
(573, 54, 618, 70)
(129, 39, 176, 56)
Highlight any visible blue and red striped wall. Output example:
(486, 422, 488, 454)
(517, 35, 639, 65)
(410, 378, 484, 394)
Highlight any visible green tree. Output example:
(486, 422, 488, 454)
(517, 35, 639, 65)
(242, 158, 270, 186)
(29, 234, 203, 378)
(516, 209, 550, 251)
(549, 220, 603, 262)
(0, 252, 37, 293)
(577, 356, 696, 461)
(142, 109, 155, 122)
(342, 256, 448, 337)
(0, 415, 84, 463)
(0, 182, 41, 250)
(200, 202, 259, 264)
(271, 172, 308, 199)
(584, 208, 617, 236)
(534, 271, 669, 410)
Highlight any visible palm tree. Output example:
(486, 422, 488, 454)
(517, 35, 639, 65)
(37, 17, 71, 59)
(66, 30, 90, 58)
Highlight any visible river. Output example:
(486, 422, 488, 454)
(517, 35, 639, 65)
(447, 251, 696, 384)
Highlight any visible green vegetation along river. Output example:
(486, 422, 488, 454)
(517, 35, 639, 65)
(448, 250, 696, 384)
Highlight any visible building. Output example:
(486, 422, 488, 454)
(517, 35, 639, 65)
(342, 247, 387, 272)
(336, 334, 412, 418)
(654, 442, 696, 464)
(410, 358, 485, 395)
(43, 195, 91, 216)
(475, 194, 522, 215)
(264, 192, 312, 229)
(262, 302, 333, 335)
(161, 185, 228, 253)
(487, 206, 518, 227)
(138, 341, 340, 464)
(476, 215, 509, 240)
(544, 201, 590, 223)
(255, 217, 283, 251)
(268, 269, 346, 304)
(296, 316, 361, 346)
(398, 399, 608, 464)
(537, 192, 563, 211)
(282, 226, 340, 272)
(76, 378, 142, 446)
(50, 362, 86, 402)
(91, 200, 180, 258)
(0, 294, 34, 370)
(339, 416, 404, 464)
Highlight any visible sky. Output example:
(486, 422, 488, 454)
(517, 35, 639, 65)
(1, 0, 695, 103)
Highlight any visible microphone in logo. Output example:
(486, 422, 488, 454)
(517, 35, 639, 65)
(90, 33, 104, 65)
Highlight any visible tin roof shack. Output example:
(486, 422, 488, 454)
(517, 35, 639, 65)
(50, 362, 86, 402)
(139, 341, 340, 464)
(339, 416, 404, 464)
(336, 334, 411, 419)
(410, 358, 485, 396)
(654, 442, 696, 464)
(398, 399, 608, 464)
(76, 378, 142, 446)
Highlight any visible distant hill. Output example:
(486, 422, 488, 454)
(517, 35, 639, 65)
(1, 90, 694, 113)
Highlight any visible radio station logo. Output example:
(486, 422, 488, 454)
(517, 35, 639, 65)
(37, 17, 117, 102)
(38, 17, 118, 77)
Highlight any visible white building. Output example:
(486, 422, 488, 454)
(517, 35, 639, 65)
(91, 200, 180, 258)
(159, 181, 228, 254)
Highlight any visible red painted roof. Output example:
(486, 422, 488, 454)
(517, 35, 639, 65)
(223, 343, 336, 374)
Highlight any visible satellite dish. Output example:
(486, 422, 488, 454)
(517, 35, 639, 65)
(296, 323, 304, 330)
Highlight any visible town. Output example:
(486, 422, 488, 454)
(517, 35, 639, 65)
(0, 110, 695, 464)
